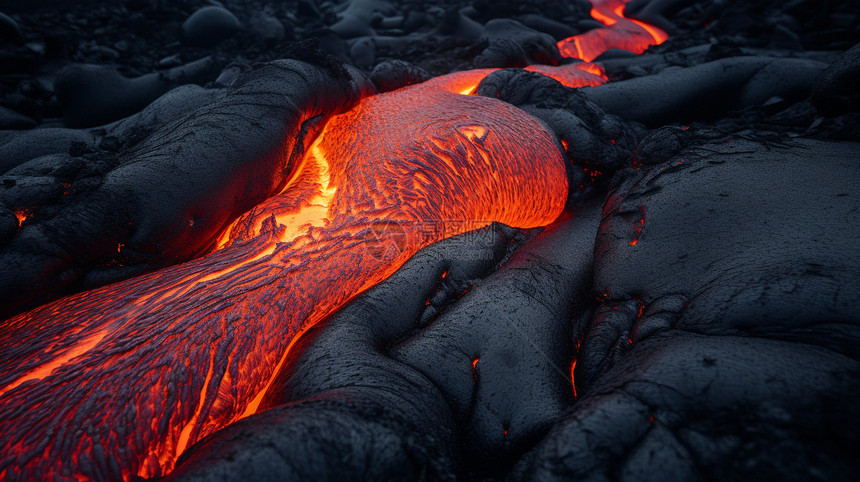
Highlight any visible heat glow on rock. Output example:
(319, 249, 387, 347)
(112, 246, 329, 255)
(0, 84, 567, 480)
(0, 0, 668, 479)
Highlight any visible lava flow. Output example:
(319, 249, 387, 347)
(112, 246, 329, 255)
(0, 82, 567, 480)
(0, 0, 670, 479)
(557, 0, 669, 61)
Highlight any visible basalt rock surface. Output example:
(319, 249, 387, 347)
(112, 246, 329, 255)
(1, 0, 859, 480)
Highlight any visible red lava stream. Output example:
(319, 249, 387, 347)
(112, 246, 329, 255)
(0, 1, 666, 479)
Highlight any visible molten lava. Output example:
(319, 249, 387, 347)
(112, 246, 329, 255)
(0, 83, 567, 480)
(0, 0, 671, 479)
(557, 0, 669, 61)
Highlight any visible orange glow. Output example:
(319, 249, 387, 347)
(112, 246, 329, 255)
(13, 210, 27, 228)
(630, 205, 645, 246)
(557, 0, 669, 61)
(0, 81, 568, 481)
(0, 328, 107, 398)
(0, 1, 673, 478)
(524, 63, 608, 87)
(423, 68, 498, 96)
(424, 63, 607, 98)
(590, 7, 618, 26)
(570, 359, 578, 399)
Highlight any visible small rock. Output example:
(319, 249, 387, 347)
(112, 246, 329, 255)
(378, 15, 403, 29)
(0, 105, 36, 130)
(350, 37, 375, 69)
(87, 45, 120, 61)
(182, 6, 241, 47)
(25, 42, 45, 56)
(330, 15, 374, 38)
(214, 63, 245, 87)
(157, 53, 183, 69)
(249, 12, 285, 43)
(370, 59, 430, 93)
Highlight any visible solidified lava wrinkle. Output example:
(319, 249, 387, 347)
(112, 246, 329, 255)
(0, 81, 567, 481)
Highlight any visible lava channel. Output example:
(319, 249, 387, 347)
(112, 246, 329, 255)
(557, 0, 669, 61)
(0, 81, 567, 481)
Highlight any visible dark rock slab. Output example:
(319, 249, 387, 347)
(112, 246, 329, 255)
(584, 56, 827, 126)
(512, 136, 860, 481)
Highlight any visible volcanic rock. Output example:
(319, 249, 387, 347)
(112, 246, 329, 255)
(329, 0, 393, 39)
(624, 0, 696, 34)
(583, 56, 827, 126)
(349, 36, 375, 69)
(478, 69, 640, 187)
(248, 12, 285, 43)
(813, 42, 860, 117)
(0, 59, 371, 318)
(0, 203, 16, 244)
(518, 14, 578, 41)
(181, 6, 241, 47)
(54, 56, 220, 128)
(512, 136, 860, 481)
(166, 201, 602, 480)
(0, 128, 96, 175)
(475, 19, 562, 68)
(369, 59, 431, 92)
(0, 105, 35, 130)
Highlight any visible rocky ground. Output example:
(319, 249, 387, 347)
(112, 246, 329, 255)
(1, 0, 859, 480)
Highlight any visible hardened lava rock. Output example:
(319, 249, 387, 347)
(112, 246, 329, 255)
(813, 42, 860, 117)
(513, 135, 860, 481)
(0, 58, 372, 318)
(474, 19, 563, 68)
(477, 68, 641, 183)
(584, 56, 828, 126)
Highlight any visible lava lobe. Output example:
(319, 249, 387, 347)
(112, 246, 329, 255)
(0, 81, 567, 480)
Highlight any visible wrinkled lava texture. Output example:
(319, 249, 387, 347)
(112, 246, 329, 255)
(1, 0, 859, 480)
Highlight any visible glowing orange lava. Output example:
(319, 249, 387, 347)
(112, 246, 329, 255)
(13, 210, 27, 228)
(0, 82, 567, 481)
(0, 0, 673, 478)
(557, 0, 669, 61)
